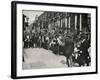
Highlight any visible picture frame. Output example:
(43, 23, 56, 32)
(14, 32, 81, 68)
(11, 1, 98, 79)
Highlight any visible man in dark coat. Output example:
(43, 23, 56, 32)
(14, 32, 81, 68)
(63, 37, 74, 67)
(77, 35, 90, 66)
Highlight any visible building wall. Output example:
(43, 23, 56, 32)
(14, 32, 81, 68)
(32, 12, 91, 35)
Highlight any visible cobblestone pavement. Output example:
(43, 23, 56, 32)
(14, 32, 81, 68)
(22, 48, 68, 69)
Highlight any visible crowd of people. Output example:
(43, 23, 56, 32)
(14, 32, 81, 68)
(23, 27, 91, 67)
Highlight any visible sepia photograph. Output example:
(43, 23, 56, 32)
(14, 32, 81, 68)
(11, 1, 97, 79)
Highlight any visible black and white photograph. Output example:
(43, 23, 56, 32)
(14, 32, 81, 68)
(22, 10, 91, 69)
(11, 1, 97, 79)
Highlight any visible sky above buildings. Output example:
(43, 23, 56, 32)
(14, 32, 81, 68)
(23, 10, 44, 25)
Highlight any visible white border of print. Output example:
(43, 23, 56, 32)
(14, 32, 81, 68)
(17, 4, 96, 77)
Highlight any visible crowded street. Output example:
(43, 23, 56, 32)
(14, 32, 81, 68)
(22, 11, 91, 69)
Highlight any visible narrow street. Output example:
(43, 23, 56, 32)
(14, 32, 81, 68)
(22, 48, 67, 69)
